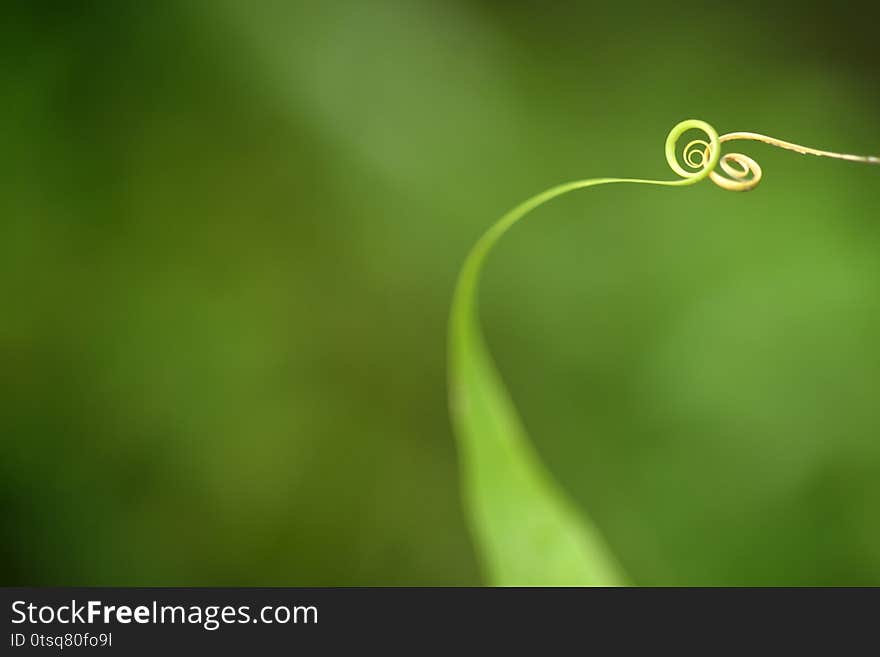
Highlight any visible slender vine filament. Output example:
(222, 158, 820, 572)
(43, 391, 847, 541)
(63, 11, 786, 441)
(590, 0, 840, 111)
(668, 123, 879, 192)
(720, 131, 880, 164)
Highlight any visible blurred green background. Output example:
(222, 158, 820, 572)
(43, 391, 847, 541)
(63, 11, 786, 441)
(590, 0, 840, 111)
(3, 1, 879, 585)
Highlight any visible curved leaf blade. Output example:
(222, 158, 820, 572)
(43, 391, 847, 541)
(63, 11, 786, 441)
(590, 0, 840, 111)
(448, 178, 688, 586)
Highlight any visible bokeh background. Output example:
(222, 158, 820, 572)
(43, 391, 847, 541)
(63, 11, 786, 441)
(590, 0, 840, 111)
(3, 1, 880, 585)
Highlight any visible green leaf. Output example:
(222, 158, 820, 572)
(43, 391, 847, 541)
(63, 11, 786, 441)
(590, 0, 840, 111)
(447, 118, 879, 585)
(447, 120, 722, 585)
(448, 181, 630, 586)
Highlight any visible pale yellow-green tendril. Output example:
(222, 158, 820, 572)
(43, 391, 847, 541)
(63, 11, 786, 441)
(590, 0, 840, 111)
(448, 118, 878, 585)
(678, 124, 879, 191)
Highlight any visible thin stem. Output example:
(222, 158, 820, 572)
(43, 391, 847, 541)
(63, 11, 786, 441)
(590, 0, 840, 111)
(720, 131, 880, 164)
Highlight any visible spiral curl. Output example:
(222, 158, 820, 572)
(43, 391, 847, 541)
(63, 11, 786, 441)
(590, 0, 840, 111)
(664, 119, 878, 192)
